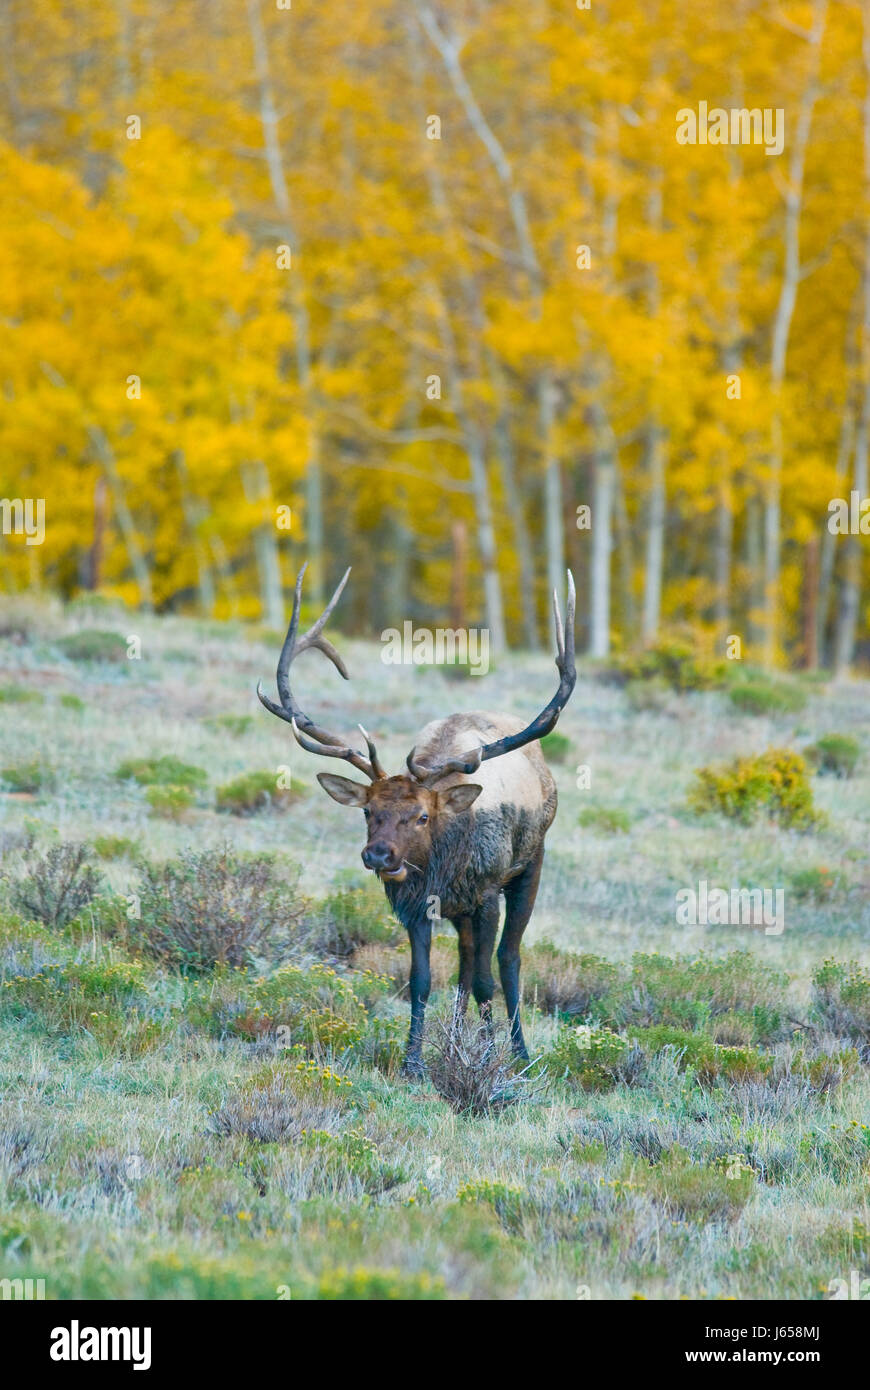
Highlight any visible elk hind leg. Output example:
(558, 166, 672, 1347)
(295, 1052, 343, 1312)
(452, 915, 474, 1024)
(471, 892, 500, 1033)
(498, 847, 544, 1059)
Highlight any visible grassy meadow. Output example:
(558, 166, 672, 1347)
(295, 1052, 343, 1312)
(0, 592, 868, 1300)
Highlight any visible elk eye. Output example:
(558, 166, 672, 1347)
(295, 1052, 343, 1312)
(417, 812, 428, 825)
(363, 807, 370, 819)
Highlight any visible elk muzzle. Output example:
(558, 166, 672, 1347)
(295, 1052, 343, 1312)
(361, 840, 407, 881)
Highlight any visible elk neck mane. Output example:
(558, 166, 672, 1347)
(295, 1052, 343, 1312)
(383, 711, 558, 925)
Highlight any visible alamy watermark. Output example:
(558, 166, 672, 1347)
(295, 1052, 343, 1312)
(676, 103, 784, 156)
(381, 622, 490, 676)
(827, 1269, 870, 1299)
(0, 497, 44, 546)
(0, 1276, 45, 1299)
(676, 880, 784, 935)
(827, 490, 870, 535)
(50, 1322, 151, 1370)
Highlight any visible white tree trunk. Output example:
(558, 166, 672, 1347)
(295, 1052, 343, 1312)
(641, 427, 665, 643)
(763, 0, 827, 665)
(835, 2, 870, 672)
(590, 453, 614, 659)
(246, 0, 323, 604)
(539, 374, 565, 610)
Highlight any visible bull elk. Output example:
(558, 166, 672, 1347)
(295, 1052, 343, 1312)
(258, 565, 576, 1076)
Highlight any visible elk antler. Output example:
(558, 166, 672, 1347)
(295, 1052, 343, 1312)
(257, 564, 385, 781)
(406, 571, 577, 787)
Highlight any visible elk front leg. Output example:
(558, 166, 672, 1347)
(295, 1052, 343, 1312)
(403, 918, 432, 1077)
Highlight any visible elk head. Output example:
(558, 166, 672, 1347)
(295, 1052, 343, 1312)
(312, 772, 482, 882)
(257, 564, 576, 883)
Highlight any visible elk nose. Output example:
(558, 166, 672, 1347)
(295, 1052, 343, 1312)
(362, 842, 395, 871)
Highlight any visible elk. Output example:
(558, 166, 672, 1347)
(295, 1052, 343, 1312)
(258, 565, 576, 1076)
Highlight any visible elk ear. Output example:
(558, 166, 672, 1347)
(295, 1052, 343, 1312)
(316, 772, 370, 807)
(439, 783, 482, 815)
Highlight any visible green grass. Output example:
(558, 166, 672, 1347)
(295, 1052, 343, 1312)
(540, 730, 572, 763)
(0, 683, 43, 704)
(577, 804, 631, 834)
(728, 677, 807, 716)
(804, 733, 861, 779)
(0, 602, 868, 1300)
(1, 759, 53, 794)
(215, 770, 306, 815)
(115, 756, 209, 791)
(55, 629, 129, 663)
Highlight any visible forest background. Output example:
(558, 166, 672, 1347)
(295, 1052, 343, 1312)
(0, 0, 867, 671)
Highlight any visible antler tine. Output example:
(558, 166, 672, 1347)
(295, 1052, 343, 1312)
(291, 718, 373, 778)
(552, 586, 565, 661)
(552, 568, 576, 671)
(358, 724, 386, 781)
(406, 745, 482, 788)
(276, 566, 351, 711)
(565, 568, 576, 665)
(296, 566, 352, 651)
(274, 564, 305, 711)
(405, 570, 577, 784)
(406, 749, 429, 782)
(258, 563, 384, 782)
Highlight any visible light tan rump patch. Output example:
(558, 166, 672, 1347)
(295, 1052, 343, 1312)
(413, 712, 554, 814)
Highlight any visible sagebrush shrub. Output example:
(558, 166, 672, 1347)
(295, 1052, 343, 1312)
(130, 847, 304, 971)
(0, 1126, 47, 1180)
(115, 755, 208, 790)
(811, 959, 870, 1053)
(1, 759, 53, 794)
(627, 950, 787, 1040)
(728, 679, 806, 715)
(56, 630, 127, 663)
(522, 941, 621, 1019)
(803, 733, 860, 778)
(208, 1068, 343, 1143)
(7, 841, 103, 928)
(352, 935, 455, 992)
(350, 1014, 406, 1076)
(215, 770, 305, 815)
(145, 784, 195, 820)
(0, 954, 148, 1044)
(457, 1178, 527, 1231)
(627, 1026, 772, 1085)
(304, 884, 401, 956)
(426, 1008, 540, 1115)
